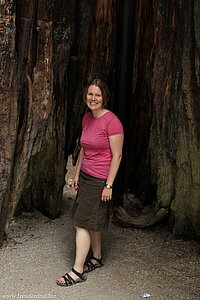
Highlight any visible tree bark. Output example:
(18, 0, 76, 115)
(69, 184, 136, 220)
(0, 0, 75, 246)
(148, 0, 200, 237)
(128, 0, 200, 238)
(0, 0, 18, 244)
(127, 0, 154, 198)
(18, 0, 75, 218)
(115, 0, 200, 238)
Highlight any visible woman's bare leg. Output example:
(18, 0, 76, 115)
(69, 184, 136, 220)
(73, 226, 91, 272)
(57, 226, 91, 284)
(89, 231, 102, 259)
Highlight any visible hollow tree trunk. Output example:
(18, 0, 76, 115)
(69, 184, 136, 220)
(1, 0, 199, 245)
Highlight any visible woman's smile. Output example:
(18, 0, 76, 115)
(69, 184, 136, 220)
(86, 85, 103, 113)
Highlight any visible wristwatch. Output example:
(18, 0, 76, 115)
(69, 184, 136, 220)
(105, 184, 113, 189)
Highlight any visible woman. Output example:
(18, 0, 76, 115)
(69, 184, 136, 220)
(56, 78, 124, 287)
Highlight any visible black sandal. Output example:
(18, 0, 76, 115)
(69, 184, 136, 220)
(84, 256, 104, 273)
(56, 268, 87, 287)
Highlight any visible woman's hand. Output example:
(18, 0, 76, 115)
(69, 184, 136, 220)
(72, 147, 84, 192)
(101, 187, 112, 202)
(72, 174, 79, 191)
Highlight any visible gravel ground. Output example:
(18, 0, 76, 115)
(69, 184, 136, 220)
(0, 160, 200, 300)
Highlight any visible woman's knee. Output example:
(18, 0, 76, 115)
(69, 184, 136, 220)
(75, 225, 88, 232)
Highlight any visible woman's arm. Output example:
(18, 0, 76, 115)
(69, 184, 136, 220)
(72, 147, 84, 191)
(101, 134, 124, 201)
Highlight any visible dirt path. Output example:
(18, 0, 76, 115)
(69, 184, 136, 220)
(0, 160, 200, 300)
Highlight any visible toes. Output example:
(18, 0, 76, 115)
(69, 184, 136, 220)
(56, 277, 65, 285)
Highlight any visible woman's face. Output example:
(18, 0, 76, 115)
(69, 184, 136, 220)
(86, 85, 104, 111)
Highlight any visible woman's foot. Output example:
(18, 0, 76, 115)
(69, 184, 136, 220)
(56, 268, 87, 287)
(84, 256, 104, 273)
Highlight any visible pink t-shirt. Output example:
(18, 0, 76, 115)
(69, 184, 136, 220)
(80, 111, 124, 179)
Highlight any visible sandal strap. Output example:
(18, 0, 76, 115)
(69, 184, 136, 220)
(84, 257, 104, 273)
(91, 256, 103, 264)
(63, 273, 75, 286)
(71, 268, 85, 280)
(85, 260, 96, 270)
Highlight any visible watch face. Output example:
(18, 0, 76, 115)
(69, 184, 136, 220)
(106, 184, 113, 189)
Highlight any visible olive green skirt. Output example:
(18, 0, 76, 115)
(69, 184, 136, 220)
(71, 171, 111, 231)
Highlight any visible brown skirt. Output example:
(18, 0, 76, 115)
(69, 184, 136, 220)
(71, 171, 111, 231)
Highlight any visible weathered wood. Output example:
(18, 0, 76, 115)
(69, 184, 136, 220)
(127, 0, 154, 197)
(87, 0, 116, 81)
(121, 0, 200, 238)
(148, 0, 200, 237)
(0, 0, 18, 245)
(0, 0, 76, 242)
(6, 0, 38, 223)
(114, 206, 168, 228)
(18, 0, 76, 217)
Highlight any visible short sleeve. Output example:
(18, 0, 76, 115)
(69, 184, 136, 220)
(107, 116, 124, 136)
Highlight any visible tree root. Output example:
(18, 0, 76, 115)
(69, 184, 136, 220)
(113, 206, 169, 228)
